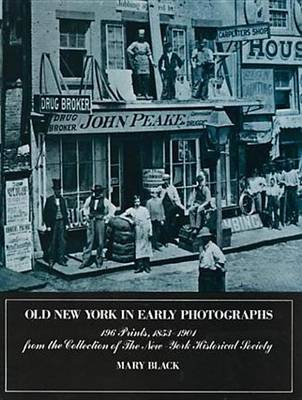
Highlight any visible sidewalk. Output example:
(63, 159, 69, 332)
(36, 221, 302, 280)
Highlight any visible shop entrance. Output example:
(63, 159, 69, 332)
(122, 139, 143, 209)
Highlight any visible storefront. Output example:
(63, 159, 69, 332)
(31, 103, 245, 241)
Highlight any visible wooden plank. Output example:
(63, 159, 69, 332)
(148, 0, 163, 99)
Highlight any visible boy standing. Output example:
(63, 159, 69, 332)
(146, 188, 166, 250)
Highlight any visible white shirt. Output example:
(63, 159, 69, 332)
(283, 169, 299, 187)
(199, 241, 226, 271)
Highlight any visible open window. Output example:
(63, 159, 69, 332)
(59, 19, 91, 78)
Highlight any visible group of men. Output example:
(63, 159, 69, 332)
(127, 29, 214, 100)
(246, 160, 300, 230)
(43, 171, 213, 270)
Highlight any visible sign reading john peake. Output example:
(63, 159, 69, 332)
(48, 110, 211, 134)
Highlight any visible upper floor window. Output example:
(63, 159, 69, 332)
(106, 24, 125, 70)
(274, 68, 297, 111)
(59, 19, 90, 78)
(269, 0, 289, 28)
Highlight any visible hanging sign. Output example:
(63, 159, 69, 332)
(217, 23, 270, 43)
(34, 95, 92, 114)
(116, 0, 175, 14)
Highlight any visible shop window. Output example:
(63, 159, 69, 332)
(164, 139, 199, 208)
(59, 19, 90, 78)
(269, 0, 289, 28)
(45, 136, 108, 226)
(171, 28, 187, 75)
(274, 68, 296, 111)
(106, 24, 125, 70)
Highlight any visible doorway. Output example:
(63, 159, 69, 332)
(125, 21, 156, 98)
(122, 139, 143, 209)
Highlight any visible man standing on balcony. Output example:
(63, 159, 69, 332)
(158, 42, 183, 100)
(191, 38, 214, 100)
(80, 185, 116, 269)
(43, 179, 69, 268)
(127, 29, 157, 99)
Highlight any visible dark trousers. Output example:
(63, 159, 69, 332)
(135, 257, 150, 271)
(151, 220, 163, 248)
(286, 186, 299, 224)
(164, 205, 184, 242)
(267, 196, 280, 229)
(280, 195, 286, 226)
(48, 219, 66, 263)
(198, 268, 226, 292)
(135, 73, 150, 97)
(161, 73, 176, 100)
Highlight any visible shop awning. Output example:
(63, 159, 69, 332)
(273, 114, 302, 130)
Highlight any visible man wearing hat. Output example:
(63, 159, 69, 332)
(43, 179, 69, 267)
(158, 173, 185, 244)
(80, 185, 116, 269)
(127, 29, 156, 99)
(189, 172, 211, 234)
(158, 42, 183, 100)
(198, 227, 226, 292)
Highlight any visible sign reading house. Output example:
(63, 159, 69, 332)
(47, 109, 211, 134)
(217, 23, 270, 43)
(34, 95, 91, 114)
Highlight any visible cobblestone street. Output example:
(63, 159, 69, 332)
(31, 239, 302, 292)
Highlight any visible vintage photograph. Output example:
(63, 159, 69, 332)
(1, 0, 302, 292)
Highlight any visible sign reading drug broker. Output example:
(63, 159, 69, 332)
(217, 23, 270, 43)
(34, 94, 91, 114)
(48, 110, 211, 134)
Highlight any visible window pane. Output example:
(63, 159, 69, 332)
(78, 138, 92, 162)
(60, 49, 86, 78)
(79, 163, 93, 191)
(275, 90, 291, 109)
(63, 164, 77, 192)
(186, 163, 197, 187)
(62, 138, 76, 163)
(106, 24, 125, 70)
(173, 165, 184, 187)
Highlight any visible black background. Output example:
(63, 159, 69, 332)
(0, 292, 301, 400)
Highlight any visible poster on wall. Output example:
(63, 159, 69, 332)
(1, 1, 302, 400)
(5, 179, 30, 225)
(4, 223, 32, 272)
(242, 68, 275, 114)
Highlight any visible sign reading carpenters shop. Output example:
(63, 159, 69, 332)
(217, 23, 270, 43)
(47, 109, 211, 134)
(34, 95, 91, 114)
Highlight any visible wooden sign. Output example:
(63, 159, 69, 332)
(223, 214, 263, 233)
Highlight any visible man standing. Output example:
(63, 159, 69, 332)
(158, 174, 185, 244)
(123, 195, 153, 273)
(146, 188, 166, 250)
(43, 179, 69, 267)
(198, 227, 226, 292)
(158, 42, 183, 100)
(191, 38, 214, 100)
(189, 173, 211, 234)
(127, 29, 156, 99)
(80, 185, 116, 269)
(283, 160, 300, 225)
